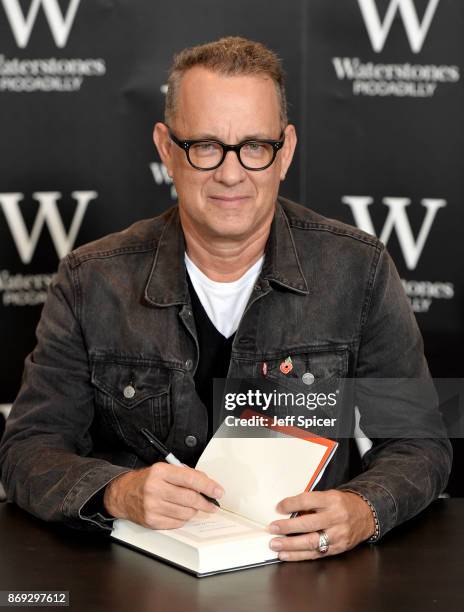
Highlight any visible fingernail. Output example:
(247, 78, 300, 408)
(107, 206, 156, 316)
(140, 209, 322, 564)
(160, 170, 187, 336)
(214, 488, 224, 499)
(269, 524, 280, 534)
(279, 552, 289, 561)
(270, 540, 282, 551)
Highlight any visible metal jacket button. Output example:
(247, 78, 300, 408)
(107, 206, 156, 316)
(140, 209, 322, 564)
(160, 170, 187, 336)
(123, 384, 136, 399)
(185, 435, 197, 448)
(302, 372, 315, 385)
(185, 359, 193, 371)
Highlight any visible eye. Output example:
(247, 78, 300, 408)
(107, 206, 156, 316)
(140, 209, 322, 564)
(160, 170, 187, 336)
(190, 142, 221, 157)
(197, 143, 215, 151)
(241, 142, 270, 159)
(243, 142, 264, 152)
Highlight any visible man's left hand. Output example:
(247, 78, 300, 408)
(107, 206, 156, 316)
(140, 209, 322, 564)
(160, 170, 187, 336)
(268, 490, 375, 561)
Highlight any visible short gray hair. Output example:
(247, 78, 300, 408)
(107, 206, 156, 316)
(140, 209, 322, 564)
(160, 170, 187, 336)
(165, 36, 288, 128)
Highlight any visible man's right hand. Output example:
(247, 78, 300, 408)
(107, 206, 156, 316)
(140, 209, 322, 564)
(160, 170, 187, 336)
(103, 463, 224, 529)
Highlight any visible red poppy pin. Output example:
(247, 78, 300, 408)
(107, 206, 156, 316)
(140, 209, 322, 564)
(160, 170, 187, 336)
(279, 356, 293, 375)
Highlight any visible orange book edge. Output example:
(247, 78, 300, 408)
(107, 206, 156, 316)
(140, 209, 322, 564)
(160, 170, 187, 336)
(239, 408, 338, 492)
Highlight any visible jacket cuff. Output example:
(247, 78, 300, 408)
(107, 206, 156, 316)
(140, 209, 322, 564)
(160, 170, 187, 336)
(62, 465, 134, 532)
(337, 480, 397, 541)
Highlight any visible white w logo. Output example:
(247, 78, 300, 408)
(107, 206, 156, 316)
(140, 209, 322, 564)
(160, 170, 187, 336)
(1, 0, 81, 48)
(342, 196, 446, 270)
(357, 0, 440, 53)
(0, 191, 97, 264)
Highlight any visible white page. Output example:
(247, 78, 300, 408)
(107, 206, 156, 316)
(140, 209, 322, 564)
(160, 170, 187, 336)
(172, 510, 262, 542)
(196, 435, 328, 525)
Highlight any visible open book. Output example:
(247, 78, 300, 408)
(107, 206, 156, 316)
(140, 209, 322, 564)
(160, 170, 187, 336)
(111, 410, 337, 576)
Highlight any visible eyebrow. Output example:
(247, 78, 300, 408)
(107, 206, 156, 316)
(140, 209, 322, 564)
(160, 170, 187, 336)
(185, 132, 280, 141)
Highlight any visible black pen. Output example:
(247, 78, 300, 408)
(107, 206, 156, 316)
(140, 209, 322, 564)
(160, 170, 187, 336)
(140, 428, 221, 508)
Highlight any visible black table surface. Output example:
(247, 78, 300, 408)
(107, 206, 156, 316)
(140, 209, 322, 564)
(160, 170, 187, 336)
(0, 499, 462, 612)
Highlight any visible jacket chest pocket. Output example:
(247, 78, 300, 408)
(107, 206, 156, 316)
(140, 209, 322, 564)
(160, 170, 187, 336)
(263, 347, 347, 388)
(91, 360, 172, 449)
(255, 347, 349, 420)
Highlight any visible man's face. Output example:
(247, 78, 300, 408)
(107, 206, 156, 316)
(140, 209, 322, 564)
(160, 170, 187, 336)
(154, 67, 296, 242)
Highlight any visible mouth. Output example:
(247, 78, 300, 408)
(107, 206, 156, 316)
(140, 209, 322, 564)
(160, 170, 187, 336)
(208, 195, 251, 205)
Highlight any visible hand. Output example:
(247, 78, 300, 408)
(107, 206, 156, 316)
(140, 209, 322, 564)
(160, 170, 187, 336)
(268, 490, 375, 561)
(103, 463, 224, 529)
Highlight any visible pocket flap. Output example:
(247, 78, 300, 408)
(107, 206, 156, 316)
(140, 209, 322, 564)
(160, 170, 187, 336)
(264, 346, 348, 385)
(91, 360, 170, 409)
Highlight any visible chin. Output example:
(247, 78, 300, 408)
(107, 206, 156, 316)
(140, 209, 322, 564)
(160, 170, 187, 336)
(206, 219, 255, 240)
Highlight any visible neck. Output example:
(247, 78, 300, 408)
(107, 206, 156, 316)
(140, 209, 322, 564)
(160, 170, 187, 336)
(181, 220, 272, 283)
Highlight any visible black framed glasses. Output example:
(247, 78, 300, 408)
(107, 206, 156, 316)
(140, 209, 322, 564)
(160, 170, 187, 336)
(168, 128, 285, 171)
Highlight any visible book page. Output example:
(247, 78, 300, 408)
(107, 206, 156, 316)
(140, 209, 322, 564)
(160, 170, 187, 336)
(174, 510, 263, 543)
(196, 431, 330, 525)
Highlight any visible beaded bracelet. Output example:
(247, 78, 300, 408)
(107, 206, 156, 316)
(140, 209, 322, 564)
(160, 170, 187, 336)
(346, 490, 380, 542)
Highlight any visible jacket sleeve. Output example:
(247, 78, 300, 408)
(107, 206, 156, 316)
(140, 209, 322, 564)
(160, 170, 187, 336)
(0, 257, 133, 532)
(337, 245, 452, 539)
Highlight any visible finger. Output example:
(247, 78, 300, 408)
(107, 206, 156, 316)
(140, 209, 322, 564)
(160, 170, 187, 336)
(278, 542, 342, 561)
(278, 549, 323, 562)
(269, 511, 332, 535)
(156, 464, 224, 500)
(276, 490, 335, 514)
(143, 515, 186, 530)
(273, 527, 345, 561)
(270, 531, 321, 552)
(163, 483, 220, 513)
(154, 499, 199, 522)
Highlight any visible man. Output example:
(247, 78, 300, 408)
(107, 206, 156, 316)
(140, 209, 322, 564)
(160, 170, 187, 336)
(0, 37, 451, 562)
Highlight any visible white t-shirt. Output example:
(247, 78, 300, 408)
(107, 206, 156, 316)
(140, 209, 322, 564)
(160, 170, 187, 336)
(184, 252, 264, 339)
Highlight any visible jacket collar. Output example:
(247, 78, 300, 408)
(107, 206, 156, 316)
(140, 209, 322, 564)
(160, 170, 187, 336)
(144, 199, 309, 307)
(261, 200, 309, 294)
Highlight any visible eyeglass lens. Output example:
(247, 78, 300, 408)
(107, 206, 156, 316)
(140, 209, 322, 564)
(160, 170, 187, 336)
(189, 141, 275, 169)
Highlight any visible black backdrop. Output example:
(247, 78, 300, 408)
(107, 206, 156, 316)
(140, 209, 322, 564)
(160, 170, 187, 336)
(1, 0, 462, 491)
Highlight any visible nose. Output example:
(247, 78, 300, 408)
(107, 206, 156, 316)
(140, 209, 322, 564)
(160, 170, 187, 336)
(213, 149, 246, 186)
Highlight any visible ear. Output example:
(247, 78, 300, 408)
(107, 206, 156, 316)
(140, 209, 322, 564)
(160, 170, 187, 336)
(279, 124, 297, 181)
(153, 122, 174, 177)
